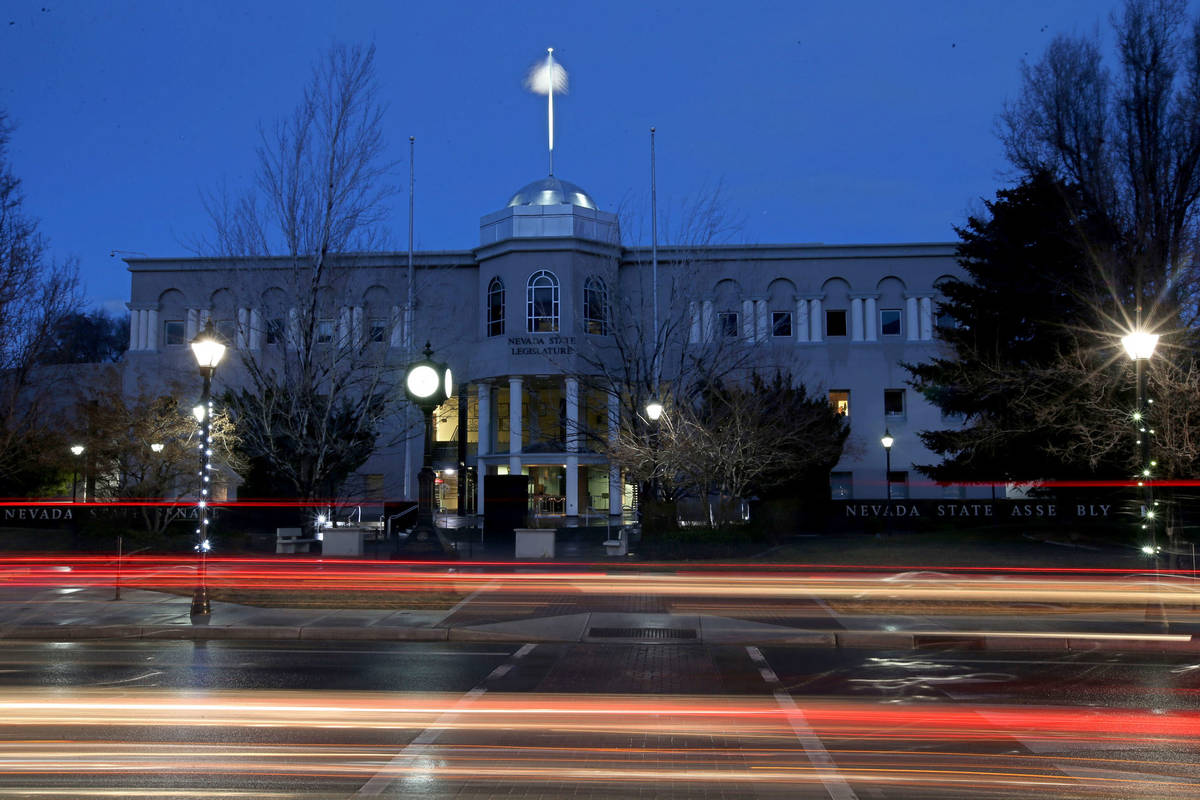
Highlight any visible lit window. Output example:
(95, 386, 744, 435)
(584, 276, 608, 335)
(880, 309, 902, 336)
(163, 320, 185, 346)
(487, 277, 505, 337)
(718, 311, 739, 338)
(527, 270, 559, 333)
(829, 390, 849, 416)
(316, 319, 334, 344)
(771, 311, 792, 337)
(884, 389, 905, 417)
(825, 309, 847, 336)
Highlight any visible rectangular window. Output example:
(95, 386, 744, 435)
(368, 318, 387, 344)
(316, 319, 334, 344)
(830, 471, 853, 499)
(884, 389, 905, 417)
(215, 319, 236, 348)
(266, 318, 284, 346)
(880, 308, 902, 336)
(163, 320, 185, 346)
(825, 309, 847, 336)
(887, 471, 909, 499)
(771, 310, 792, 337)
(718, 311, 739, 338)
(828, 390, 849, 417)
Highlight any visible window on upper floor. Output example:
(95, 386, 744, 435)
(829, 390, 849, 417)
(266, 318, 284, 346)
(316, 318, 335, 344)
(368, 318, 387, 344)
(717, 311, 739, 338)
(163, 320, 185, 347)
(884, 388, 905, 417)
(527, 270, 559, 333)
(487, 277, 505, 337)
(825, 309, 847, 337)
(583, 276, 608, 335)
(771, 310, 792, 338)
(880, 308, 902, 337)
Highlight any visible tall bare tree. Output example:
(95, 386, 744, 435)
(192, 44, 400, 502)
(0, 108, 81, 491)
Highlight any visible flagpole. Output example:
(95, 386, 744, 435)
(547, 47, 555, 176)
(650, 127, 659, 389)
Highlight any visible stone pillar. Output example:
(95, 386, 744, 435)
(199, 309, 211, 328)
(390, 305, 403, 348)
(249, 309, 262, 351)
(689, 301, 700, 344)
(236, 308, 249, 350)
(809, 298, 823, 342)
(476, 383, 491, 515)
(566, 455, 579, 517)
(508, 376, 523, 474)
(865, 296, 878, 341)
(755, 299, 768, 341)
(701, 300, 714, 343)
(352, 306, 364, 346)
(851, 297, 864, 342)
(186, 309, 198, 341)
(919, 296, 933, 340)
(796, 298, 809, 342)
(741, 299, 754, 340)
(906, 296, 919, 340)
(565, 377, 579, 452)
(147, 309, 158, 350)
(128, 309, 139, 351)
(608, 391, 621, 517)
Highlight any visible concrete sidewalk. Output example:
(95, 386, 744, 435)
(2, 585, 1197, 653)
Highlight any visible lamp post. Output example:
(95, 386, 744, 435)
(189, 320, 226, 619)
(881, 429, 894, 536)
(405, 342, 453, 548)
(70, 444, 84, 502)
(643, 398, 664, 526)
(1122, 329, 1159, 549)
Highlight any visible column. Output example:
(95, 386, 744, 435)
(755, 299, 768, 341)
(741, 299, 754, 340)
(186, 309, 198, 341)
(199, 309, 211, 328)
(906, 296, 919, 340)
(851, 297, 864, 342)
(236, 308, 249, 350)
(701, 300, 714, 343)
(919, 296, 933, 340)
(337, 307, 351, 347)
(128, 310, 139, 351)
(138, 310, 149, 350)
(809, 298, 823, 342)
(565, 377, 579, 452)
(865, 297, 878, 341)
(147, 309, 158, 350)
(688, 301, 700, 344)
(476, 383, 491, 515)
(288, 308, 299, 344)
(796, 298, 809, 342)
(608, 391, 621, 517)
(390, 305, 403, 348)
(508, 376, 523, 474)
(249, 309, 262, 350)
(352, 306, 364, 346)
(566, 455, 579, 517)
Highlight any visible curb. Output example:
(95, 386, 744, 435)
(0, 625, 1195, 651)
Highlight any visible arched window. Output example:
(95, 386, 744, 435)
(527, 270, 559, 333)
(583, 276, 608, 335)
(487, 277, 505, 337)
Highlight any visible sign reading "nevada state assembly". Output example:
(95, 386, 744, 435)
(509, 335, 575, 356)
(841, 501, 1115, 519)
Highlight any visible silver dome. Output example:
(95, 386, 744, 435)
(507, 176, 597, 210)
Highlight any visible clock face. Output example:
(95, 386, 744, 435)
(406, 364, 439, 398)
(444, 368, 453, 399)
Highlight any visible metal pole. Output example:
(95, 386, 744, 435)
(650, 127, 659, 390)
(190, 369, 212, 619)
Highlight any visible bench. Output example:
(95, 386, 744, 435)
(276, 527, 319, 554)
(603, 527, 629, 556)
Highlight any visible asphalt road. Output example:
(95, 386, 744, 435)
(0, 639, 1197, 798)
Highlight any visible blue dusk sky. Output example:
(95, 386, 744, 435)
(1, 0, 1128, 311)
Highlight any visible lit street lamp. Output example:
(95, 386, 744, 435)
(69, 444, 85, 502)
(189, 320, 226, 620)
(880, 429, 894, 500)
(1122, 328, 1158, 548)
(405, 342, 453, 549)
